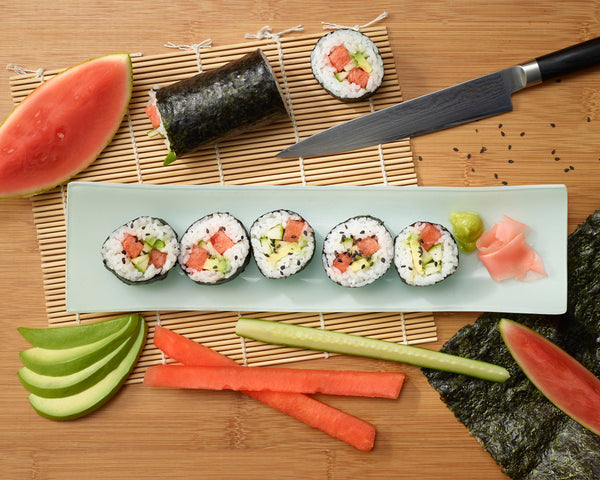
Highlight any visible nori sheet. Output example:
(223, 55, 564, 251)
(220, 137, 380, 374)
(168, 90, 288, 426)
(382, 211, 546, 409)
(156, 49, 289, 157)
(422, 209, 600, 480)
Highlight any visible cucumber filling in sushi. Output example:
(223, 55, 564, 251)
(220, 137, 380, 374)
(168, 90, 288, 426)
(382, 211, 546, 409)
(322, 216, 393, 287)
(394, 222, 459, 286)
(250, 210, 315, 279)
(179, 213, 250, 285)
(311, 29, 384, 102)
(101, 216, 179, 284)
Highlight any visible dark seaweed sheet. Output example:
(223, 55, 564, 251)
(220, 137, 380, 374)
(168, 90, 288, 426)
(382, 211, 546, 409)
(156, 49, 289, 157)
(423, 209, 600, 480)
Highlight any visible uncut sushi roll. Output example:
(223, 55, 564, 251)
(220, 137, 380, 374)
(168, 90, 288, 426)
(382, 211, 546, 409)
(250, 210, 315, 279)
(394, 222, 459, 286)
(322, 216, 393, 287)
(311, 29, 384, 102)
(101, 216, 179, 285)
(145, 49, 289, 165)
(179, 213, 250, 285)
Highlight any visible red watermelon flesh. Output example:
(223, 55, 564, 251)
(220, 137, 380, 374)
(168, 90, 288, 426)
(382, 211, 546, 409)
(0, 54, 132, 198)
(499, 318, 600, 436)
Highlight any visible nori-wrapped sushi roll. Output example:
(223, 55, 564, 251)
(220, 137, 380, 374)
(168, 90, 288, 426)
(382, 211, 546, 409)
(178, 213, 251, 285)
(250, 209, 315, 279)
(146, 49, 289, 165)
(394, 221, 459, 286)
(311, 29, 384, 102)
(101, 216, 180, 285)
(322, 215, 393, 287)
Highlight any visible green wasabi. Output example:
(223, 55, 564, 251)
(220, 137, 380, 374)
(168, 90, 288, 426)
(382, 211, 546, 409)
(449, 212, 484, 252)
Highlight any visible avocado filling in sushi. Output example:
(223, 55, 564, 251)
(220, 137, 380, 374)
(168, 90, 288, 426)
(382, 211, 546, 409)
(394, 222, 459, 286)
(251, 210, 315, 279)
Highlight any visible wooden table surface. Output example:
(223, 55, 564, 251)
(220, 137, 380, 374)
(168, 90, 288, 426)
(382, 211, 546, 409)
(1, 2, 598, 479)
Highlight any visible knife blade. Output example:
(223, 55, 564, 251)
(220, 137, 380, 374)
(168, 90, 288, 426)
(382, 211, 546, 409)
(276, 37, 600, 158)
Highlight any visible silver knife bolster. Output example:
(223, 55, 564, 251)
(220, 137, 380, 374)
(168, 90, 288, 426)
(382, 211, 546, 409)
(518, 60, 543, 87)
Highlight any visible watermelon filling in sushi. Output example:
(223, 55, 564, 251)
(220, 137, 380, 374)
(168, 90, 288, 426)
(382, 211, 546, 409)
(394, 222, 459, 286)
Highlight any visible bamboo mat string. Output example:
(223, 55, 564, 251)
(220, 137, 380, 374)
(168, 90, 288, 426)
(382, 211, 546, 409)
(321, 11, 389, 31)
(318, 312, 330, 359)
(369, 98, 388, 186)
(127, 112, 144, 183)
(399, 312, 408, 344)
(245, 25, 307, 185)
(164, 40, 212, 70)
(155, 311, 166, 364)
(6, 63, 45, 83)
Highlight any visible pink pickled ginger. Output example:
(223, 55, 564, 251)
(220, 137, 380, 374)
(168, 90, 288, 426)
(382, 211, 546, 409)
(476, 216, 547, 282)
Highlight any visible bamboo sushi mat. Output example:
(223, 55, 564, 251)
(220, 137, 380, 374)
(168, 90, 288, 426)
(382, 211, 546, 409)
(9, 26, 437, 383)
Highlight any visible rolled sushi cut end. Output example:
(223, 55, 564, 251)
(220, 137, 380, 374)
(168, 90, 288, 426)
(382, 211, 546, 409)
(311, 29, 384, 102)
(144, 49, 289, 165)
(394, 222, 459, 286)
(179, 213, 250, 285)
(322, 216, 393, 287)
(101, 217, 180, 285)
(250, 210, 315, 279)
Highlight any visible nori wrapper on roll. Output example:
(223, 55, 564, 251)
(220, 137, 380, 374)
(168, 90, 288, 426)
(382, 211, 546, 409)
(154, 49, 289, 164)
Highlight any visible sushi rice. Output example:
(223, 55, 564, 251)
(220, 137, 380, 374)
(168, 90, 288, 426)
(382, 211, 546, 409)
(101, 216, 179, 284)
(311, 29, 384, 102)
(179, 213, 250, 285)
(250, 209, 315, 279)
(322, 216, 393, 287)
(394, 222, 459, 286)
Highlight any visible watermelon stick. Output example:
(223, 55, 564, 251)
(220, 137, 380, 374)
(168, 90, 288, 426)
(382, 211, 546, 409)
(144, 364, 405, 399)
(151, 326, 377, 451)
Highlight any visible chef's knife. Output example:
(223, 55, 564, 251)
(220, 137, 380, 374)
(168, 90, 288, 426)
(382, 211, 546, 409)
(276, 37, 600, 158)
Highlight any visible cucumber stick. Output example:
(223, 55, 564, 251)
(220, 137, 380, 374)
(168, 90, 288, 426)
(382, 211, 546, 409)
(236, 318, 510, 383)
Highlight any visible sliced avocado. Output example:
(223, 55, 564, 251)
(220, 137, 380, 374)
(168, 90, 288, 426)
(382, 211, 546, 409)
(421, 246, 434, 265)
(341, 237, 354, 250)
(260, 237, 274, 255)
(265, 224, 284, 241)
(267, 241, 301, 263)
(19, 315, 140, 377)
(18, 320, 141, 398)
(27, 318, 148, 421)
(18, 314, 133, 349)
(409, 237, 425, 275)
(343, 58, 357, 72)
(352, 51, 373, 73)
(424, 260, 442, 275)
(131, 253, 150, 273)
(349, 257, 370, 273)
(144, 237, 165, 250)
(204, 256, 231, 274)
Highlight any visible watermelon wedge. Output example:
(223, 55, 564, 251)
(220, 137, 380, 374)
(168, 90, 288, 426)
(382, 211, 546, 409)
(0, 53, 133, 198)
(499, 318, 600, 436)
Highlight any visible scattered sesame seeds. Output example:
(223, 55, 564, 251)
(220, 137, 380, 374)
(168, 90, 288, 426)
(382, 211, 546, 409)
(587, 116, 591, 122)
(555, 157, 560, 161)
(552, 149, 556, 154)
(453, 147, 459, 152)
(494, 173, 498, 179)
(508, 159, 514, 163)
(508, 145, 512, 150)
(520, 132, 525, 136)
(501, 131, 505, 136)
(564, 168, 570, 173)
(550, 123, 556, 128)
(418, 155, 423, 161)
(498, 123, 502, 128)
(467, 153, 471, 159)
(502, 181, 508, 185)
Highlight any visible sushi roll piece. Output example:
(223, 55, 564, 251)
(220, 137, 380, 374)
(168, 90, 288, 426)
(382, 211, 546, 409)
(322, 216, 393, 287)
(311, 29, 384, 102)
(101, 216, 180, 285)
(145, 49, 289, 165)
(394, 222, 459, 286)
(179, 213, 250, 285)
(250, 210, 315, 279)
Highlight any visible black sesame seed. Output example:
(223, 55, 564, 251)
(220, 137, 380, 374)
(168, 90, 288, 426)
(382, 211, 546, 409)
(360, 230, 365, 234)
(122, 258, 126, 264)
(569, 165, 574, 170)
(234, 255, 238, 260)
(550, 123, 556, 127)
(552, 149, 556, 154)
(520, 131, 525, 136)
(508, 145, 512, 150)
(471, 168, 475, 172)
(555, 157, 560, 161)
(564, 168, 570, 173)
(502, 181, 508, 185)
(297, 260, 301, 266)
(467, 153, 471, 159)
(381, 258, 386, 262)
(494, 173, 498, 179)
(361, 264, 366, 269)
(508, 159, 514, 163)
(121, 250, 126, 255)
(501, 131, 505, 136)
(587, 116, 591, 122)
(418, 155, 423, 161)
(480, 146, 487, 153)
(453, 147, 459, 152)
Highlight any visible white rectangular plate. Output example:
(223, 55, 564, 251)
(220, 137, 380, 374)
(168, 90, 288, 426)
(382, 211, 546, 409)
(65, 182, 567, 314)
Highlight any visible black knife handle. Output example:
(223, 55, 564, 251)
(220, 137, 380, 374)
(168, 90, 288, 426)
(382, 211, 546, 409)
(536, 37, 600, 81)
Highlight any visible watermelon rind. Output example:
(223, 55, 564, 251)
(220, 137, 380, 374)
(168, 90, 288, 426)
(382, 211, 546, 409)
(499, 318, 600, 437)
(0, 53, 133, 199)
